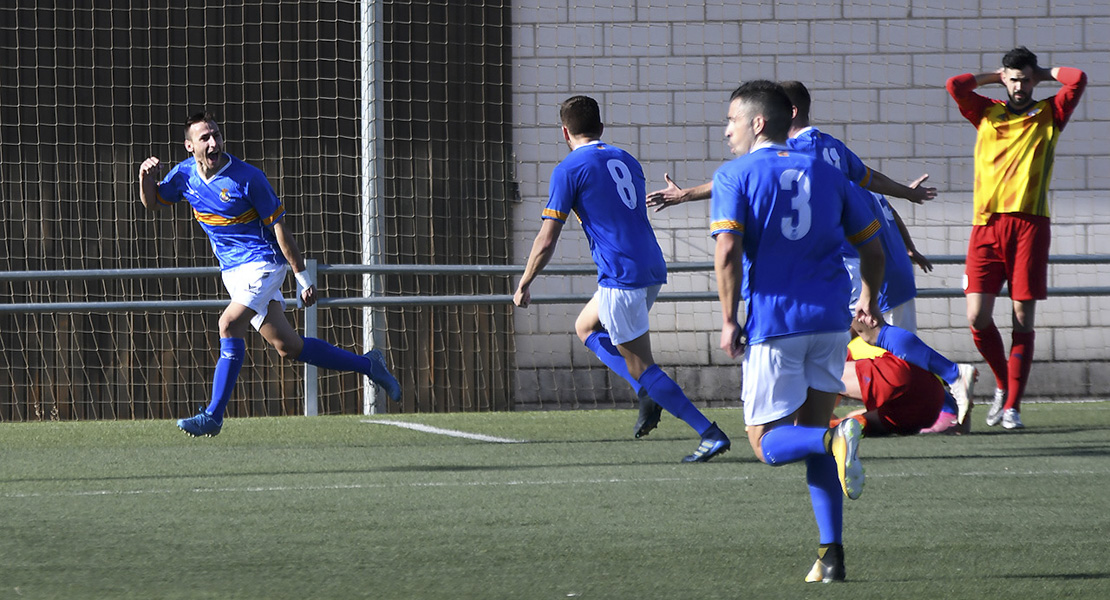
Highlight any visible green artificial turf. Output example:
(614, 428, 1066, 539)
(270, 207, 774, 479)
(2, 403, 1108, 599)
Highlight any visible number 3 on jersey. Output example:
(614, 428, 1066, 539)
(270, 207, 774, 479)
(607, 159, 638, 209)
(779, 169, 812, 240)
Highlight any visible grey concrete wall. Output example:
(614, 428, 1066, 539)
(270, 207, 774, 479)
(509, 1, 1110, 408)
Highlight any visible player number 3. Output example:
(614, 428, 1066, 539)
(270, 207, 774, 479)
(779, 169, 812, 240)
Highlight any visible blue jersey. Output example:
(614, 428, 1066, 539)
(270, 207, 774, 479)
(543, 141, 666, 289)
(789, 128, 917, 312)
(156, 154, 286, 270)
(710, 143, 881, 344)
(866, 192, 916, 312)
(788, 127, 872, 188)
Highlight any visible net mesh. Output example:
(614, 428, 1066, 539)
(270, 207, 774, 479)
(1, 0, 1107, 420)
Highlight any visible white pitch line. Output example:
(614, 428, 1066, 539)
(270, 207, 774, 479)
(361, 419, 527, 444)
(4, 468, 1107, 501)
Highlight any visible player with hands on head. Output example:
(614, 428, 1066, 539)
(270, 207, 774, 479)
(711, 80, 885, 583)
(138, 112, 401, 437)
(514, 95, 731, 461)
(946, 47, 1087, 430)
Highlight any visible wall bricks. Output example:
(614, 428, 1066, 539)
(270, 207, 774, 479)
(510, 1, 1109, 407)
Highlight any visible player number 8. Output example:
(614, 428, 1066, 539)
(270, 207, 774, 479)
(606, 159, 638, 210)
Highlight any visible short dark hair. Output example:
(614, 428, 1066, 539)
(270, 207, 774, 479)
(184, 112, 218, 140)
(729, 80, 793, 141)
(559, 96, 603, 138)
(779, 80, 811, 121)
(1002, 46, 1039, 71)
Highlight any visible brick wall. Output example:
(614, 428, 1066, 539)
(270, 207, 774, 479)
(509, 1, 1110, 408)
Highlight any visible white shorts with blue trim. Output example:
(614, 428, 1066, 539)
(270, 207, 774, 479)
(595, 284, 661, 345)
(221, 261, 288, 331)
(741, 330, 850, 426)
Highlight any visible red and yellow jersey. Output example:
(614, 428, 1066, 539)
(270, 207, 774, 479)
(947, 68, 1086, 226)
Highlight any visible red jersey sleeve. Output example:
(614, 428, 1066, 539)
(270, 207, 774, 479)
(946, 73, 999, 125)
(1051, 67, 1087, 130)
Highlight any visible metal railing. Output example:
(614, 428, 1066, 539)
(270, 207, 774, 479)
(3, 255, 1109, 414)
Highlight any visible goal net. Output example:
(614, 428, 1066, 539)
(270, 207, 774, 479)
(1, 0, 1107, 421)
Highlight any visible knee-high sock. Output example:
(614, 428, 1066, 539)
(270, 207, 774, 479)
(972, 322, 1008, 391)
(584, 331, 642, 394)
(760, 425, 830, 465)
(297, 337, 393, 385)
(637, 365, 710, 434)
(1007, 331, 1035, 411)
(807, 454, 844, 544)
(205, 337, 245, 420)
(876, 325, 959, 385)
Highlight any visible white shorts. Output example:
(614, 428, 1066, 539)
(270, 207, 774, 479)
(741, 330, 850, 426)
(885, 298, 917, 333)
(595, 285, 660, 345)
(845, 256, 862, 314)
(846, 256, 918, 332)
(221, 261, 288, 331)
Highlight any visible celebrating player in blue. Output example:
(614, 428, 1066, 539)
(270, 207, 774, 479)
(711, 81, 885, 582)
(137, 112, 401, 437)
(514, 95, 730, 462)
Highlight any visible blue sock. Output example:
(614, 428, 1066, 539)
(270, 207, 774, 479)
(205, 337, 245, 420)
(876, 325, 960, 385)
(807, 454, 844, 544)
(941, 389, 958, 415)
(637, 365, 711, 434)
(584, 331, 642, 394)
(760, 425, 829, 465)
(297, 336, 391, 381)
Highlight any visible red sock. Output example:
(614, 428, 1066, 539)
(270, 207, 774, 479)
(972, 323, 1008, 391)
(1007, 331, 1035, 411)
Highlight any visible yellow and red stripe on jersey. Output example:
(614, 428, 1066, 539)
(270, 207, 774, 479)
(971, 100, 1060, 225)
(542, 207, 569, 222)
(259, 205, 285, 227)
(846, 219, 880, 246)
(192, 207, 261, 226)
(710, 219, 744, 234)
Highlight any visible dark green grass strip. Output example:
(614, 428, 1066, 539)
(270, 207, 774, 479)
(1, 402, 1108, 599)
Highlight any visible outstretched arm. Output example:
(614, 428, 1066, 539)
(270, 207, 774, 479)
(646, 174, 713, 211)
(865, 170, 936, 204)
(514, 218, 564, 308)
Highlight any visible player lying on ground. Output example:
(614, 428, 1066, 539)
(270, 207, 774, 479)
(831, 337, 964, 437)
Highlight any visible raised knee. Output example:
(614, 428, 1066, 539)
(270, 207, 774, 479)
(270, 338, 301, 360)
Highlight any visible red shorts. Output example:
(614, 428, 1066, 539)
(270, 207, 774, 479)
(964, 213, 1051, 301)
(854, 353, 945, 435)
